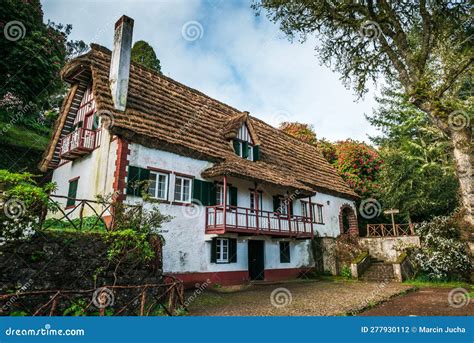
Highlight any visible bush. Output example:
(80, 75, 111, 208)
(407, 213, 471, 281)
(0, 170, 56, 244)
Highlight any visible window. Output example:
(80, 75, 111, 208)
(174, 176, 192, 203)
(66, 178, 79, 207)
(246, 144, 253, 161)
(279, 198, 288, 215)
(302, 201, 324, 223)
(216, 238, 229, 263)
(302, 201, 309, 219)
(232, 139, 259, 161)
(316, 204, 324, 223)
(211, 238, 237, 263)
(216, 184, 230, 205)
(279, 241, 290, 263)
(148, 172, 169, 200)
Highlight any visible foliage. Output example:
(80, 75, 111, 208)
(329, 140, 382, 198)
(368, 90, 459, 222)
(340, 265, 352, 279)
(279, 122, 318, 145)
(405, 214, 471, 281)
(255, 1, 473, 221)
(95, 195, 171, 280)
(0, 170, 56, 243)
(131, 40, 161, 72)
(279, 122, 382, 198)
(42, 216, 106, 232)
(0, 0, 66, 107)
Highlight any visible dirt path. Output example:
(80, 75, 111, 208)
(359, 287, 473, 316)
(186, 279, 412, 316)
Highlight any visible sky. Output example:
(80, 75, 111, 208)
(42, 0, 381, 142)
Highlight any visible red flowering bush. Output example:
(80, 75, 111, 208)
(322, 139, 382, 197)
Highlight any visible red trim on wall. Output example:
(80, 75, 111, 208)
(174, 172, 195, 179)
(169, 267, 314, 288)
(264, 267, 313, 282)
(113, 138, 130, 201)
(68, 176, 80, 182)
(170, 271, 249, 288)
(147, 166, 172, 174)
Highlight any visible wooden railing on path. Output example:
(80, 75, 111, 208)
(366, 223, 415, 237)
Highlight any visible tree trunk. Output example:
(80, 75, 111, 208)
(450, 127, 473, 226)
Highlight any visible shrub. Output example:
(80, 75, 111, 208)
(0, 170, 56, 244)
(407, 213, 471, 281)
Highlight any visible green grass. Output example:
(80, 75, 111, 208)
(402, 279, 472, 290)
(0, 122, 50, 150)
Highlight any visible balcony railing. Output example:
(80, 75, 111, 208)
(206, 205, 314, 238)
(59, 128, 97, 160)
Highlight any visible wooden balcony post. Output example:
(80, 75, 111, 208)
(254, 185, 259, 233)
(308, 196, 314, 238)
(287, 199, 292, 235)
(223, 175, 227, 231)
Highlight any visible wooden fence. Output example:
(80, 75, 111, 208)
(366, 223, 415, 237)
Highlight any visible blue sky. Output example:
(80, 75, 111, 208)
(42, 0, 380, 142)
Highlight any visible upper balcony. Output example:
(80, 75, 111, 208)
(59, 128, 97, 160)
(206, 205, 314, 239)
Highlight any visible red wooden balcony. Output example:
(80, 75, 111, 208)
(206, 205, 314, 238)
(59, 128, 96, 160)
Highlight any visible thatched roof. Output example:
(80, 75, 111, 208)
(40, 44, 358, 200)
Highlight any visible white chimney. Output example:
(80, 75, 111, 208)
(109, 15, 134, 111)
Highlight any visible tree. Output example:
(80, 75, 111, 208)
(131, 40, 161, 72)
(0, 0, 68, 108)
(368, 89, 459, 222)
(279, 121, 318, 145)
(330, 139, 382, 198)
(280, 122, 382, 198)
(255, 1, 473, 224)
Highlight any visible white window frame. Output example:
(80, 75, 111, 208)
(246, 144, 253, 161)
(316, 204, 324, 223)
(279, 197, 288, 216)
(174, 176, 192, 203)
(148, 171, 169, 200)
(216, 238, 229, 263)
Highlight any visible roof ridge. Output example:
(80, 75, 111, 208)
(89, 43, 243, 118)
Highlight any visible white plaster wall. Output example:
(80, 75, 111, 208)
(50, 131, 117, 218)
(124, 143, 355, 274)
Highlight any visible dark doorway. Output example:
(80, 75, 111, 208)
(248, 240, 264, 280)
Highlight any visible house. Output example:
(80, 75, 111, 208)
(39, 15, 359, 286)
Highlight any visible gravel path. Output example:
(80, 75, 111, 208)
(360, 287, 473, 316)
(186, 279, 413, 316)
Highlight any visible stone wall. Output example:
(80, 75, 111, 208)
(0, 231, 162, 294)
(359, 236, 421, 262)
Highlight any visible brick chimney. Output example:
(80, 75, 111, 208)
(109, 15, 134, 111)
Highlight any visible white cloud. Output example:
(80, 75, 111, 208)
(42, 0, 379, 142)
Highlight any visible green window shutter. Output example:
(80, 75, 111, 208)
(126, 166, 140, 195)
(208, 183, 217, 206)
(126, 166, 149, 196)
(242, 141, 249, 158)
(192, 179, 203, 204)
(66, 179, 78, 207)
(229, 238, 237, 263)
(193, 180, 216, 206)
(280, 242, 290, 263)
(289, 200, 293, 216)
(229, 186, 238, 207)
(210, 238, 217, 263)
(273, 196, 280, 213)
(92, 114, 99, 130)
(232, 140, 241, 156)
(253, 145, 260, 161)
